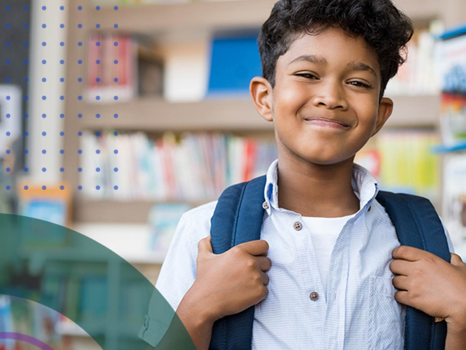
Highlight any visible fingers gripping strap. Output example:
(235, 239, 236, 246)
(209, 176, 267, 350)
(376, 191, 449, 350)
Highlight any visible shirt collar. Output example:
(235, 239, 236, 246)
(263, 159, 379, 216)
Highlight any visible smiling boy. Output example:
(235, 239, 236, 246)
(151, 0, 466, 349)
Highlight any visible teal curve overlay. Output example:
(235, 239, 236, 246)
(0, 213, 196, 350)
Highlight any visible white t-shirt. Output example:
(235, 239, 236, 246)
(302, 212, 357, 298)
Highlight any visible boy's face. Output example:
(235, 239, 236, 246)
(251, 27, 393, 166)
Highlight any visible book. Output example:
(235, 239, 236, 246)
(85, 34, 139, 103)
(442, 153, 466, 250)
(16, 184, 72, 246)
(137, 44, 164, 96)
(149, 203, 191, 253)
(385, 24, 441, 95)
(207, 35, 262, 97)
(355, 130, 440, 202)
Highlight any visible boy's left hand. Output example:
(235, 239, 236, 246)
(390, 246, 466, 328)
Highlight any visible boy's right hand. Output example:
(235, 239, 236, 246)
(176, 236, 271, 349)
(191, 235, 272, 321)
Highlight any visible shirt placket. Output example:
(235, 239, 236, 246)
(290, 212, 327, 348)
(321, 201, 373, 350)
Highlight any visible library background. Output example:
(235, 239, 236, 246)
(0, 0, 466, 349)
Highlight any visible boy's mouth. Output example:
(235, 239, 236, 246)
(303, 117, 350, 129)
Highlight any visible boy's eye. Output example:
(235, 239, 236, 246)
(348, 81, 372, 89)
(295, 73, 318, 80)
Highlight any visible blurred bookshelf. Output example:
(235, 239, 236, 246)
(62, 0, 465, 221)
(59, 2, 465, 230)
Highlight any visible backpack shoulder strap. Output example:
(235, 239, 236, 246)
(376, 190, 450, 350)
(209, 175, 267, 350)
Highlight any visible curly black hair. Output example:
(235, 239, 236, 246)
(258, 0, 414, 99)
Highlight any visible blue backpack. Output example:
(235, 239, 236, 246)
(209, 175, 451, 350)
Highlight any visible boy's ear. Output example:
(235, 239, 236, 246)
(250, 77, 274, 122)
(372, 97, 394, 137)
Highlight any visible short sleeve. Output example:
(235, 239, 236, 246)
(439, 216, 455, 253)
(139, 201, 217, 346)
(155, 210, 205, 309)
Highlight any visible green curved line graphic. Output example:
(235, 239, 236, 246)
(0, 213, 196, 350)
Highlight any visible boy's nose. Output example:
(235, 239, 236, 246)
(312, 82, 348, 110)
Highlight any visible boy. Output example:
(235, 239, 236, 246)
(150, 0, 466, 349)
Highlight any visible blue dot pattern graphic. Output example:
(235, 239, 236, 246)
(2, 5, 122, 194)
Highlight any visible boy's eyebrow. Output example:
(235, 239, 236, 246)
(288, 56, 378, 79)
(288, 55, 328, 66)
(347, 61, 378, 78)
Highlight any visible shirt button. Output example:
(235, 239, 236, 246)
(368, 206, 372, 212)
(262, 201, 269, 210)
(293, 222, 302, 231)
(310, 292, 319, 301)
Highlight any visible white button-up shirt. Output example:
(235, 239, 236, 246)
(152, 160, 454, 350)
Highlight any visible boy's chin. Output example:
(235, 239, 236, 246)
(291, 152, 356, 167)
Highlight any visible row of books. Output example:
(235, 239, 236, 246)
(385, 27, 440, 96)
(80, 132, 278, 201)
(355, 130, 440, 200)
(85, 34, 163, 103)
(79, 130, 442, 202)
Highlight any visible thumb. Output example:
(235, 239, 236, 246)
(198, 235, 213, 256)
(450, 253, 464, 267)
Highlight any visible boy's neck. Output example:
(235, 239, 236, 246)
(276, 156, 360, 218)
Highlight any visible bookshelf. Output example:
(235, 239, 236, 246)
(77, 94, 440, 132)
(58, 1, 466, 231)
(63, 0, 464, 226)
